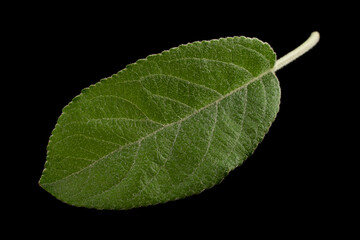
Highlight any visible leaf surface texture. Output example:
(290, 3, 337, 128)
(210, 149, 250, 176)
(40, 37, 280, 209)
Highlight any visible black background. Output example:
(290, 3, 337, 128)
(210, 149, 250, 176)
(5, 2, 354, 237)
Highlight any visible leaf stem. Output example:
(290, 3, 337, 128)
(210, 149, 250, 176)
(274, 31, 320, 72)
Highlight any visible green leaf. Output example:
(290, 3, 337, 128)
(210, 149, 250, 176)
(40, 36, 280, 210)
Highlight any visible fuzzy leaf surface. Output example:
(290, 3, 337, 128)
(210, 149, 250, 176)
(40, 37, 280, 209)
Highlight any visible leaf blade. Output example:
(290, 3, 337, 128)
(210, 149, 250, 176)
(40, 36, 280, 209)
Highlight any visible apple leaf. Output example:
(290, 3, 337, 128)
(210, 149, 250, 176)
(40, 34, 316, 210)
